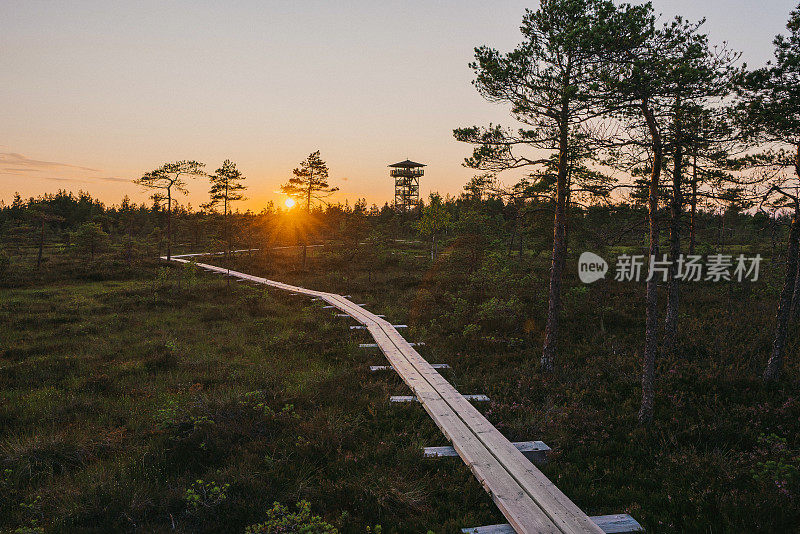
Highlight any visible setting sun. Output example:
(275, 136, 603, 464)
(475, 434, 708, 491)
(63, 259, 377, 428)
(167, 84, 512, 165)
(284, 198, 295, 208)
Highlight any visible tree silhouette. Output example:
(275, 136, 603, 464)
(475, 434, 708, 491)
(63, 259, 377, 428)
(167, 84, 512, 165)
(736, 4, 800, 381)
(417, 193, 452, 261)
(134, 160, 205, 261)
(598, 4, 736, 422)
(280, 151, 338, 268)
(203, 160, 247, 281)
(454, 0, 619, 373)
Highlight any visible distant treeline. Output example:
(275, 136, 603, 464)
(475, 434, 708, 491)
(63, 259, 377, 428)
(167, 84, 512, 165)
(0, 186, 788, 259)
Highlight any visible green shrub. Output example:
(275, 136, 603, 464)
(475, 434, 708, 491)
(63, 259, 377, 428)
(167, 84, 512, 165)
(751, 433, 799, 493)
(245, 501, 337, 534)
(184, 479, 230, 513)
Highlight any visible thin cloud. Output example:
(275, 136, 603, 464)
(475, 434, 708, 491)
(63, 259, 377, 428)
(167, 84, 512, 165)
(0, 175, 91, 183)
(0, 152, 100, 173)
(36, 176, 84, 183)
(99, 176, 131, 183)
(0, 167, 41, 174)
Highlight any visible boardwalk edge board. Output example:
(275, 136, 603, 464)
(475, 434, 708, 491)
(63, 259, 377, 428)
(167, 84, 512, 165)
(371, 363, 450, 372)
(425, 441, 550, 464)
(360, 342, 424, 348)
(351, 324, 406, 330)
(462, 514, 644, 534)
(167, 254, 641, 534)
(390, 394, 490, 403)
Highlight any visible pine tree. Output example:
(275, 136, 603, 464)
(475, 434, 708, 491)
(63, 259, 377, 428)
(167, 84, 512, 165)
(204, 160, 247, 280)
(134, 161, 205, 261)
(280, 151, 338, 268)
(453, 0, 620, 372)
(736, 3, 800, 381)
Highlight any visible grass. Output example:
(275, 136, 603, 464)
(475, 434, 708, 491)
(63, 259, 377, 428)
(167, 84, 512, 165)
(0, 261, 504, 533)
(1, 240, 799, 532)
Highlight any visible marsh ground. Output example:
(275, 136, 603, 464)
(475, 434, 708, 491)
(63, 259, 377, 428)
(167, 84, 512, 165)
(1, 241, 798, 532)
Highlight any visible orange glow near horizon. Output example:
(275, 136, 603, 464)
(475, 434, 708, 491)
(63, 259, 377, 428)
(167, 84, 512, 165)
(0, 2, 787, 209)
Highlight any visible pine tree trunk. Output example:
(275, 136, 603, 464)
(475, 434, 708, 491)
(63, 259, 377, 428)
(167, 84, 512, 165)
(541, 115, 570, 373)
(793, 146, 800, 323)
(37, 219, 44, 269)
(689, 152, 698, 255)
(508, 210, 517, 257)
(792, 257, 800, 322)
(639, 100, 662, 425)
(126, 216, 133, 265)
(166, 187, 172, 261)
(225, 193, 230, 289)
(764, 208, 800, 382)
(303, 182, 312, 270)
(664, 115, 683, 355)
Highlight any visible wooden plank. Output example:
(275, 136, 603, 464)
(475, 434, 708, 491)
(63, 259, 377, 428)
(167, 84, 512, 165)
(391, 394, 489, 403)
(361, 342, 424, 348)
(589, 515, 644, 533)
(462, 525, 516, 534)
(351, 324, 405, 330)
(462, 515, 643, 534)
(371, 363, 449, 372)
(425, 441, 550, 464)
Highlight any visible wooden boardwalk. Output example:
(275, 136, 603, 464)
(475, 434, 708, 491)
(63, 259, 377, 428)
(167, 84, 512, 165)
(169, 255, 639, 534)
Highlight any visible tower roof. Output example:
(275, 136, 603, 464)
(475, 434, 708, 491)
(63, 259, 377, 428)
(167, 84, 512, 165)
(389, 159, 426, 168)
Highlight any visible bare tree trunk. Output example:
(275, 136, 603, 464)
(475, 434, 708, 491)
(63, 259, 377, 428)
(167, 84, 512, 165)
(303, 183, 312, 269)
(518, 206, 525, 259)
(541, 114, 570, 373)
(764, 208, 800, 382)
(792, 257, 800, 322)
(639, 100, 662, 425)
(126, 215, 133, 265)
(771, 216, 778, 254)
(225, 192, 230, 289)
(37, 219, 44, 269)
(689, 152, 698, 255)
(664, 112, 683, 355)
(166, 187, 172, 261)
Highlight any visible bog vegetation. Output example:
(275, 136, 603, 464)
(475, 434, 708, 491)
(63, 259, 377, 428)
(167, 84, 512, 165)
(2, 0, 800, 532)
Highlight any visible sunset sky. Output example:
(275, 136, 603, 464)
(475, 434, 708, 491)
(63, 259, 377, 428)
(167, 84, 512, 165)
(2, 0, 797, 211)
